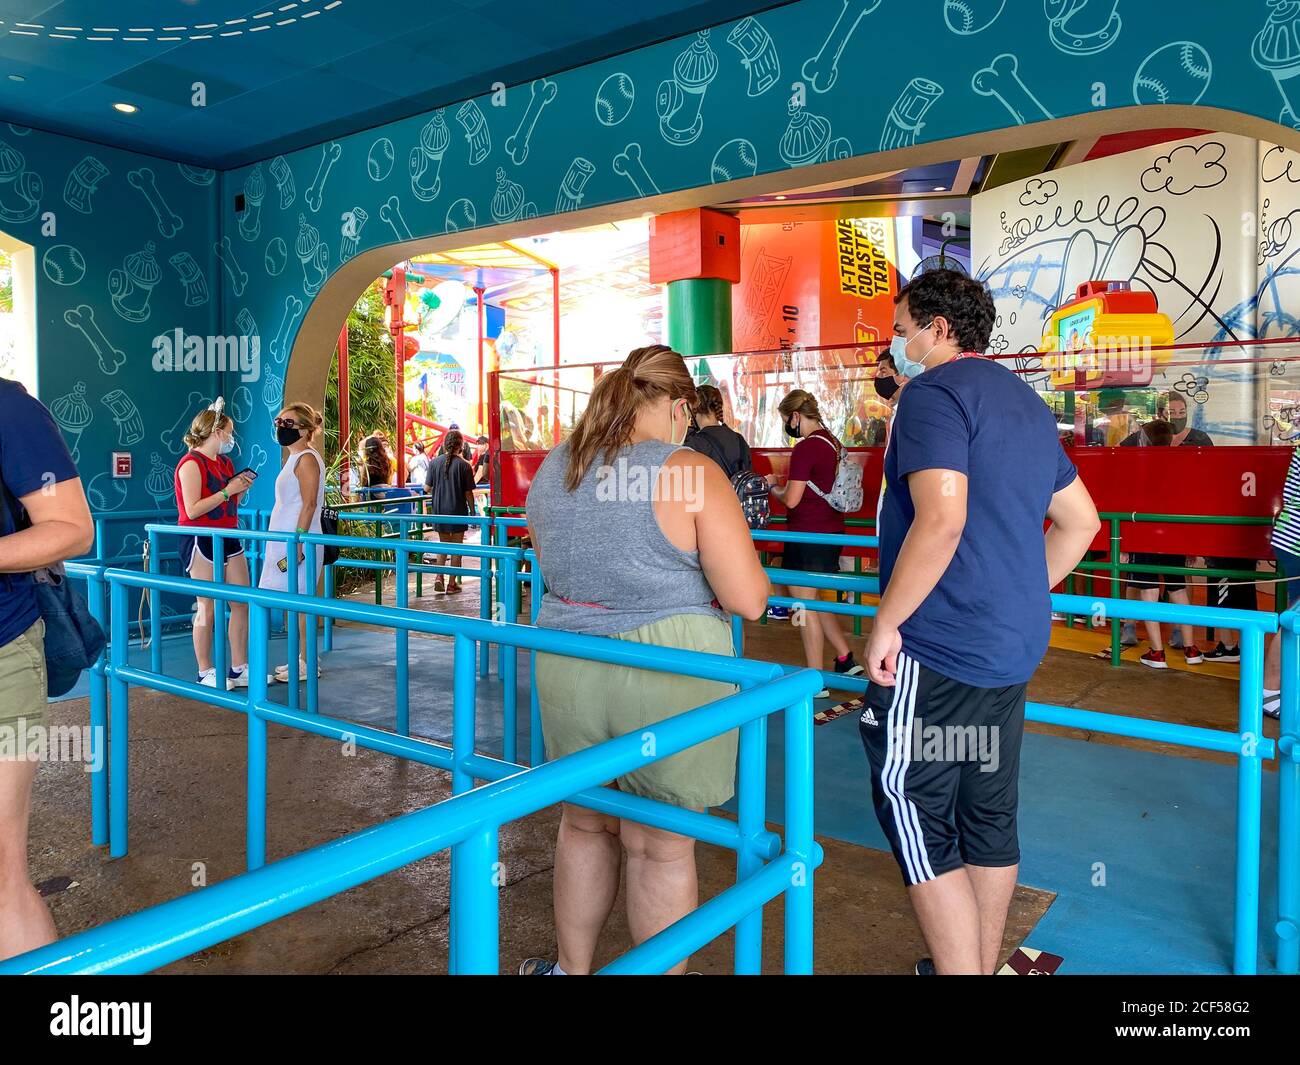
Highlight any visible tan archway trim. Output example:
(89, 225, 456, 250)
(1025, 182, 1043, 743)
(285, 104, 1300, 413)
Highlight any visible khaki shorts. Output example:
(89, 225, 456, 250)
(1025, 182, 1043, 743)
(0, 619, 46, 729)
(537, 613, 738, 810)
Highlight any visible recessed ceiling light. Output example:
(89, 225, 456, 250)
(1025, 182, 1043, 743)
(775, 195, 787, 200)
(8, 74, 25, 83)
(113, 102, 139, 114)
(933, 186, 945, 191)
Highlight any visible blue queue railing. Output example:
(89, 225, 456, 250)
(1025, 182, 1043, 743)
(1273, 610, 1300, 975)
(6, 564, 823, 975)
(504, 515, 1280, 974)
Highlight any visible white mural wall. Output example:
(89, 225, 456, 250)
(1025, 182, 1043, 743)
(972, 132, 1267, 442)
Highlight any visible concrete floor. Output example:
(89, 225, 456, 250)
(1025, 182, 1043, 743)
(25, 570, 1270, 974)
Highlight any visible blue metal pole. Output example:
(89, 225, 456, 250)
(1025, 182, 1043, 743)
(731, 612, 744, 656)
(1235, 624, 1264, 976)
(501, 560, 518, 763)
(529, 566, 543, 767)
(1279, 618, 1299, 975)
(286, 536, 299, 711)
(784, 691, 816, 974)
(147, 529, 162, 675)
(109, 580, 130, 859)
(323, 564, 335, 653)
(480, 551, 491, 678)
(305, 544, 319, 715)
(212, 542, 227, 686)
(450, 631, 477, 975)
(247, 605, 269, 871)
(733, 688, 766, 975)
(451, 826, 500, 975)
(87, 571, 108, 847)
(396, 549, 410, 737)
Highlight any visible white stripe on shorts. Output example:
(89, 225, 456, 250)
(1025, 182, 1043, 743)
(882, 652, 935, 884)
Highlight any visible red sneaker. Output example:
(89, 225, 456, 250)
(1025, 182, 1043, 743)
(1140, 649, 1168, 669)
(1182, 645, 1204, 665)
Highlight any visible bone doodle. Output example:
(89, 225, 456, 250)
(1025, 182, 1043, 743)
(972, 53, 1054, 125)
(64, 304, 126, 376)
(306, 141, 341, 213)
(216, 235, 249, 297)
(613, 143, 660, 198)
(802, 0, 882, 94)
(163, 391, 209, 453)
(380, 195, 413, 241)
(271, 295, 304, 365)
(505, 78, 557, 166)
(127, 168, 183, 238)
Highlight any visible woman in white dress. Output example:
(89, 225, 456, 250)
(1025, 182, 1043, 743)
(259, 402, 327, 682)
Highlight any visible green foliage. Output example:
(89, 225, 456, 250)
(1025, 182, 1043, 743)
(500, 377, 531, 411)
(323, 279, 394, 470)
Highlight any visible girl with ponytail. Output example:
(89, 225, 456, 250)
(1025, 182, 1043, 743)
(520, 345, 769, 977)
(683, 383, 751, 480)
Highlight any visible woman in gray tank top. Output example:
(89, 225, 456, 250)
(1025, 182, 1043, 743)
(520, 344, 768, 977)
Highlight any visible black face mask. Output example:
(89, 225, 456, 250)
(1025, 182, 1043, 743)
(874, 375, 900, 401)
(783, 415, 799, 439)
(1170, 416, 1188, 433)
(276, 425, 302, 447)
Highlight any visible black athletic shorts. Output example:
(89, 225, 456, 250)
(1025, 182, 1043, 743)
(179, 533, 245, 573)
(1127, 552, 1185, 594)
(858, 651, 1026, 886)
(781, 540, 842, 575)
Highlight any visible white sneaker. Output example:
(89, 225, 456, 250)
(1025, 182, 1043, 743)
(814, 687, 830, 699)
(227, 666, 249, 690)
(197, 668, 217, 687)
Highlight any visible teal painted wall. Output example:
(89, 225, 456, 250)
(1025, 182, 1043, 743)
(3, 123, 221, 559)
(11, 0, 1296, 518)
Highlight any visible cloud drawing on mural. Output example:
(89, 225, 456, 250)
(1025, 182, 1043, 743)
(1140, 141, 1227, 196)
(1018, 178, 1057, 206)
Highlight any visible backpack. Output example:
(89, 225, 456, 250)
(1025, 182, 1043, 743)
(804, 435, 865, 513)
(730, 469, 771, 529)
(0, 482, 107, 698)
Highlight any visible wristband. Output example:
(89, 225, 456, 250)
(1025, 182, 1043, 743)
(220, 489, 230, 501)
(296, 527, 308, 534)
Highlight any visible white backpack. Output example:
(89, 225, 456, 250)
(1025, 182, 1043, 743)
(804, 435, 864, 513)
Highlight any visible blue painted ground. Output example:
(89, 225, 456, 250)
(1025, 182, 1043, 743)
(60, 625, 1285, 975)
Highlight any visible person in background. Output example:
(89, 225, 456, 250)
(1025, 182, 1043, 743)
(0, 377, 94, 961)
(260, 403, 327, 683)
(1262, 442, 1300, 718)
(766, 389, 864, 697)
(173, 399, 256, 689)
(358, 430, 394, 491)
(684, 383, 751, 480)
(423, 429, 477, 595)
(1092, 388, 1135, 447)
(406, 443, 431, 487)
(522, 345, 767, 977)
(861, 269, 1099, 975)
(1119, 419, 1204, 669)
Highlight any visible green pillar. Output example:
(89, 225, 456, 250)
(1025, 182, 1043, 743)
(667, 278, 732, 380)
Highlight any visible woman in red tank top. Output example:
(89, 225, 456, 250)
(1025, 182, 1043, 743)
(173, 400, 256, 690)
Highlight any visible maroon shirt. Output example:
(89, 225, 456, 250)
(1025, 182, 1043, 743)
(787, 428, 844, 534)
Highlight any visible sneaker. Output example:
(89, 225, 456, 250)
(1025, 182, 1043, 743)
(814, 687, 831, 700)
(227, 666, 249, 690)
(833, 651, 864, 677)
(518, 958, 557, 975)
(1182, 645, 1204, 666)
(1120, 623, 1138, 648)
(766, 605, 790, 621)
(1202, 642, 1240, 663)
(914, 957, 936, 976)
(1139, 649, 1167, 669)
(1265, 690, 1281, 720)
(197, 668, 218, 687)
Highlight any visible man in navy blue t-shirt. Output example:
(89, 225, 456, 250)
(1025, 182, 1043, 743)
(0, 377, 93, 961)
(857, 271, 1100, 975)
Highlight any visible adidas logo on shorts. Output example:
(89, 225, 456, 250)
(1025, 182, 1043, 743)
(860, 707, 879, 727)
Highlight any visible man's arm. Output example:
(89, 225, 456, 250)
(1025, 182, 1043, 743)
(1045, 476, 1100, 588)
(865, 468, 967, 685)
(0, 477, 94, 573)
